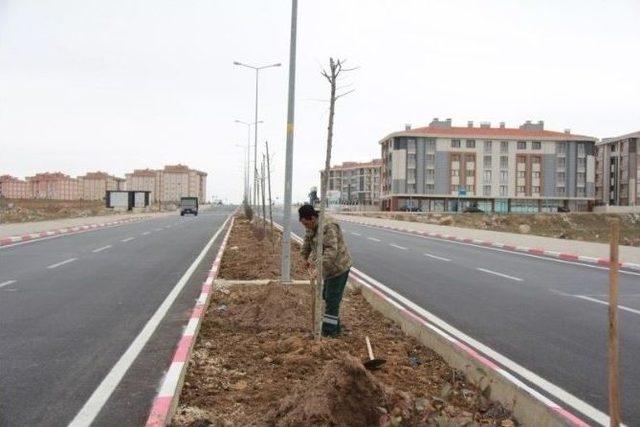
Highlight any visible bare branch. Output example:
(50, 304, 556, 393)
(335, 89, 355, 100)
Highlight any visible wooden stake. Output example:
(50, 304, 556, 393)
(609, 218, 620, 427)
(265, 141, 274, 243)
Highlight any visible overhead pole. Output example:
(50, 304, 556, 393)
(280, 0, 298, 283)
(266, 141, 274, 240)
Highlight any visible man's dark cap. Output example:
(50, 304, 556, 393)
(298, 204, 318, 220)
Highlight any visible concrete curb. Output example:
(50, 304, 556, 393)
(272, 220, 592, 427)
(145, 216, 235, 427)
(0, 216, 147, 247)
(338, 216, 640, 272)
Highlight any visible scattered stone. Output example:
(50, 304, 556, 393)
(215, 304, 228, 312)
(501, 420, 516, 427)
(438, 216, 454, 226)
(518, 224, 531, 234)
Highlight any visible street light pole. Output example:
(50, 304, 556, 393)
(235, 119, 263, 208)
(233, 61, 281, 209)
(280, 0, 298, 283)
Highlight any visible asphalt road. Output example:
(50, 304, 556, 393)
(0, 206, 235, 426)
(274, 208, 640, 425)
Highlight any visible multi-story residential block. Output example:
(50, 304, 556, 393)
(26, 172, 81, 200)
(595, 131, 640, 206)
(320, 159, 382, 205)
(126, 165, 207, 203)
(0, 175, 32, 199)
(78, 171, 125, 201)
(380, 119, 597, 212)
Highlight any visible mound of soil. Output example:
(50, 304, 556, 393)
(219, 217, 308, 280)
(270, 354, 415, 427)
(225, 281, 311, 332)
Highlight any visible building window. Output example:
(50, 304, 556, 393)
(483, 185, 491, 196)
(557, 158, 566, 168)
(451, 170, 459, 177)
(577, 158, 586, 169)
(517, 171, 525, 178)
(517, 186, 526, 193)
(425, 184, 435, 193)
(426, 140, 436, 153)
(499, 185, 508, 196)
(426, 154, 435, 167)
(483, 170, 492, 182)
(577, 188, 585, 197)
(451, 139, 461, 148)
(500, 170, 508, 184)
(500, 141, 509, 154)
(517, 141, 527, 150)
(450, 185, 459, 193)
(577, 143, 585, 156)
(484, 155, 492, 168)
(466, 140, 476, 149)
(532, 186, 540, 194)
(532, 141, 541, 150)
(532, 171, 541, 179)
(556, 144, 566, 155)
(577, 172, 586, 185)
(466, 170, 474, 179)
(484, 141, 492, 153)
(500, 156, 508, 169)
(557, 187, 565, 196)
(426, 169, 435, 180)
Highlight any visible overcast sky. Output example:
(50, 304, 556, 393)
(1, 0, 638, 203)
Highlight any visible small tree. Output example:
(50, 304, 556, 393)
(313, 58, 356, 339)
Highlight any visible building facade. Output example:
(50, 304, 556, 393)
(126, 165, 207, 203)
(78, 172, 125, 201)
(0, 175, 32, 199)
(320, 159, 382, 205)
(595, 131, 640, 206)
(26, 172, 81, 200)
(380, 119, 597, 212)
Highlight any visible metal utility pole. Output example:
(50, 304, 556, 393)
(280, 0, 298, 283)
(265, 141, 274, 239)
(233, 62, 281, 209)
(261, 155, 267, 236)
(235, 120, 263, 208)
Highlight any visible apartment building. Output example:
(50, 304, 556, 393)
(0, 175, 32, 199)
(125, 165, 207, 203)
(78, 172, 125, 201)
(26, 172, 81, 200)
(320, 159, 382, 205)
(595, 131, 640, 206)
(380, 119, 597, 212)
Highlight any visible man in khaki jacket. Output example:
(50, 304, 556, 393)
(299, 204, 352, 337)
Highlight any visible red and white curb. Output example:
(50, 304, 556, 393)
(272, 220, 603, 426)
(145, 216, 234, 427)
(339, 217, 640, 272)
(0, 216, 145, 247)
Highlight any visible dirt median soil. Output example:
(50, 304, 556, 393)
(171, 216, 516, 427)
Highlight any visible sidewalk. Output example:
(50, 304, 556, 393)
(0, 211, 175, 242)
(334, 213, 640, 267)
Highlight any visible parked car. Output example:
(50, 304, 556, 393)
(463, 206, 484, 213)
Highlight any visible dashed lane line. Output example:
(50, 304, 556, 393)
(367, 237, 381, 242)
(0, 280, 17, 289)
(477, 268, 523, 282)
(570, 294, 640, 316)
(424, 253, 451, 262)
(141, 231, 151, 236)
(390, 244, 407, 250)
(47, 258, 78, 269)
(92, 245, 112, 253)
(121, 237, 135, 242)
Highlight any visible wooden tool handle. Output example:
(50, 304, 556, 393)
(365, 336, 374, 360)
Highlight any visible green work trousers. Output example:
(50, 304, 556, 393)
(322, 269, 350, 337)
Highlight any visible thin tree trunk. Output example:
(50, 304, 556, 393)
(266, 141, 274, 243)
(261, 156, 267, 237)
(314, 57, 338, 340)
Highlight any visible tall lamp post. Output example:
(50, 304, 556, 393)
(235, 119, 263, 207)
(233, 61, 281, 209)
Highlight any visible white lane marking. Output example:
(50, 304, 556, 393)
(0, 280, 17, 288)
(354, 269, 614, 426)
(141, 231, 151, 235)
(424, 253, 451, 262)
(121, 237, 135, 242)
(47, 258, 78, 269)
(92, 245, 112, 253)
(155, 228, 163, 231)
(367, 237, 381, 242)
(68, 214, 232, 427)
(476, 268, 523, 282)
(569, 294, 640, 316)
(348, 222, 640, 278)
(390, 244, 407, 250)
(350, 232, 361, 236)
